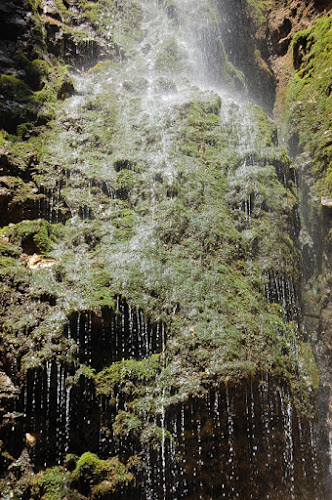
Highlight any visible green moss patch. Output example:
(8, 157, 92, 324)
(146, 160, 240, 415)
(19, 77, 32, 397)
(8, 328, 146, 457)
(285, 16, 332, 194)
(95, 355, 161, 397)
(2, 220, 59, 255)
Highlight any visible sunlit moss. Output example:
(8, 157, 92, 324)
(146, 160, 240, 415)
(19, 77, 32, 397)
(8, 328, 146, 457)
(95, 355, 161, 397)
(285, 16, 332, 194)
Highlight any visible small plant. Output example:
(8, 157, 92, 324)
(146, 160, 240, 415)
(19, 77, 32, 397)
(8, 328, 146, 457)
(113, 410, 142, 437)
(72, 452, 134, 497)
(35, 466, 67, 500)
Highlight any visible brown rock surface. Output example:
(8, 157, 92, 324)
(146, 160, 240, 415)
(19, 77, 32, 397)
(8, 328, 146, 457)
(266, 0, 332, 116)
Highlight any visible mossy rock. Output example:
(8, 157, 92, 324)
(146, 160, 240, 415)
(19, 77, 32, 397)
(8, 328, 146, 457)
(34, 466, 68, 500)
(95, 355, 161, 397)
(285, 16, 332, 193)
(72, 452, 134, 497)
(2, 220, 59, 255)
(112, 410, 142, 437)
(0, 75, 32, 101)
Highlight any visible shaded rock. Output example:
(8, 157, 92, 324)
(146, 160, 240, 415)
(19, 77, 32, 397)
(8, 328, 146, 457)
(0, 371, 19, 398)
(8, 448, 33, 475)
(0, 176, 45, 226)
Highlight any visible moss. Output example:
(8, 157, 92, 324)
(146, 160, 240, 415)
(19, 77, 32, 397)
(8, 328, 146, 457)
(88, 60, 116, 74)
(0, 1, 318, 450)
(34, 466, 68, 500)
(72, 452, 104, 481)
(254, 49, 273, 77)
(299, 342, 320, 393)
(115, 168, 135, 197)
(84, 0, 143, 56)
(15, 53, 51, 90)
(113, 410, 142, 437)
(7, 452, 137, 499)
(95, 355, 161, 397)
(246, 0, 271, 24)
(63, 453, 78, 471)
(284, 16, 332, 194)
(3, 220, 59, 255)
(72, 453, 134, 497)
(159, 0, 177, 20)
(34, 221, 58, 255)
(155, 36, 184, 73)
(140, 423, 172, 450)
(156, 77, 177, 93)
(123, 77, 148, 94)
(0, 133, 40, 169)
(0, 256, 18, 274)
(0, 240, 20, 258)
(112, 207, 135, 241)
(0, 75, 32, 101)
(245, 103, 277, 147)
(80, 269, 115, 308)
(28, 75, 311, 411)
(32, 62, 75, 113)
(67, 364, 96, 385)
(0, 56, 73, 132)
(17, 122, 35, 139)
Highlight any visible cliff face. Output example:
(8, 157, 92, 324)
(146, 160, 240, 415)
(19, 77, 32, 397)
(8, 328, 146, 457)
(266, 3, 332, 493)
(218, 2, 332, 491)
(0, 0, 331, 498)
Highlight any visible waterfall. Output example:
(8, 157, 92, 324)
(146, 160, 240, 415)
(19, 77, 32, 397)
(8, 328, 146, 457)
(0, 0, 329, 498)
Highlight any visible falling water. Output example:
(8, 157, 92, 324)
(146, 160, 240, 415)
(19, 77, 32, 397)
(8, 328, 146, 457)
(1, 0, 328, 498)
(280, 388, 296, 500)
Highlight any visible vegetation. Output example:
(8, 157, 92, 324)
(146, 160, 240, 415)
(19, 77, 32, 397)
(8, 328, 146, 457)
(1, 220, 59, 255)
(9, 453, 138, 499)
(95, 355, 161, 397)
(285, 16, 332, 194)
(33, 466, 68, 500)
(0, 0, 323, 496)
(246, 0, 271, 24)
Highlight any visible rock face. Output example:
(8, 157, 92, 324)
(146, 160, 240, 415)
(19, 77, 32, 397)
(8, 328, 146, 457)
(0, 0, 331, 498)
(260, 4, 332, 496)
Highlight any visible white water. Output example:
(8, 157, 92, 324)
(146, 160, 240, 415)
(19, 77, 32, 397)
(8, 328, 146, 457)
(11, 0, 326, 497)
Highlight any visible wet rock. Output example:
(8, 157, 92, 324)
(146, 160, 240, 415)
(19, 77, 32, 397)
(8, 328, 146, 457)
(42, 0, 63, 20)
(8, 448, 33, 475)
(0, 0, 331, 497)
(0, 177, 44, 226)
(321, 196, 332, 208)
(23, 253, 58, 270)
(216, 0, 276, 113)
(25, 433, 36, 448)
(0, 371, 19, 398)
